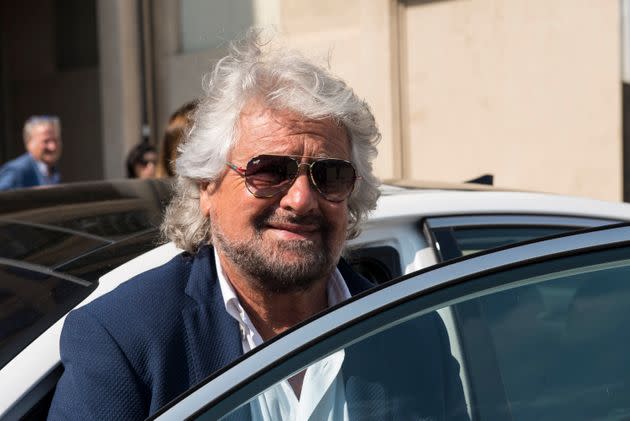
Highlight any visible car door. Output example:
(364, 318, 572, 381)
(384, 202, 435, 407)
(152, 224, 630, 421)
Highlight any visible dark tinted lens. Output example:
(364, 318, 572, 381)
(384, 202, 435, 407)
(311, 159, 356, 201)
(245, 155, 298, 196)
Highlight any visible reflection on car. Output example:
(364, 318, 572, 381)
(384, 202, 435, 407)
(2, 178, 630, 419)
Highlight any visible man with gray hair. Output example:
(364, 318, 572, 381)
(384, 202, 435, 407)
(0, 115, 62, 191)
(48, 32, 466, 420)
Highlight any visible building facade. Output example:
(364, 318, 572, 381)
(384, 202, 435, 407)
(0, 0, 625, 201)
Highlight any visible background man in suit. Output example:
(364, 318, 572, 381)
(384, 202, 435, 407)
(0, 115, 62, 191)
(48, 31, 466, 420)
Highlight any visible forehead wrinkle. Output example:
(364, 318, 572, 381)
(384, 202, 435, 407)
(234, 101, 350, 162)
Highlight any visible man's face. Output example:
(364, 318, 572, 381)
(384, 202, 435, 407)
(26, 123, 61, 166)
(200, 100, 352, 293)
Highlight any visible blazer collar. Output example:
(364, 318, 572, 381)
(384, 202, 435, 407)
(184, 245, 220, 305)
(182, 245, 243, 385)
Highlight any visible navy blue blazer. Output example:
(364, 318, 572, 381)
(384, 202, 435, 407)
(0, 153, 59, 191)
(48, 245, 467, 420)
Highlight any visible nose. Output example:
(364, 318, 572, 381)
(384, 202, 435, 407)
(278, 169, 319, 215)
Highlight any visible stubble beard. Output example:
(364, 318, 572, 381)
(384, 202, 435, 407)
(211, 210, 341, 294)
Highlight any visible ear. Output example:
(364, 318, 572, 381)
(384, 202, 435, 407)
(199, 181, 213, 217)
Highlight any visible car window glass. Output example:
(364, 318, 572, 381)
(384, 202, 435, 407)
(191, 245, 630, 421)
(0, 264, 95, 369)
(455, 247, 630, 420)
(346, 245, 402, 284)
(432, 226, 573, 261)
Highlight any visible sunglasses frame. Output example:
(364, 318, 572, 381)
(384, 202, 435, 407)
(226, 154, 360, 202)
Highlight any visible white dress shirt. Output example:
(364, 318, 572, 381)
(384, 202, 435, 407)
(215, 250, 351, 420)
(33, 156, 60, 185)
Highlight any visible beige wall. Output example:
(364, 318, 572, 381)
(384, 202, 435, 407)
(148, 0, 622, 200)
(150, 0, 401, 179)
(400, 0, 621, 200)
(277, 0, 622, 200)
(277, 0, 402, 179)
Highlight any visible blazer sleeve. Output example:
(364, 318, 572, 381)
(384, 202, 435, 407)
(0, 166, 18, 191)
(47, 308, 149, 421)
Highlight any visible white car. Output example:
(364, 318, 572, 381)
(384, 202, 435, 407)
(2, 178, 630, 419)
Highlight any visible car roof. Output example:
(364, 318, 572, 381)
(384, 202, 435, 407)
(0, 178, 172, 215)
(0, 178, 172, 240)
(382, 178, 511, 192)
(371, 186, 630, 223)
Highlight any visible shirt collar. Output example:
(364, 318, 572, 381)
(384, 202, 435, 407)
(32, 156, 49, 176)
(30, 153, 57, 178)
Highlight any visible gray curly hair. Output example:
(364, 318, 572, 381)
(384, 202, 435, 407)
(161, 30, 381, 253)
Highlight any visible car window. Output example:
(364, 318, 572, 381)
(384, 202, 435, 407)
(346, 245, 402, 284)
(433, 225, 571, 260)
(187, 243, 630, 420)
(454, 248, 630, 420)
(424, 215, 617, 262)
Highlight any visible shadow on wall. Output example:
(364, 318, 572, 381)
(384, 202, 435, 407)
(623, 83, 630, 202)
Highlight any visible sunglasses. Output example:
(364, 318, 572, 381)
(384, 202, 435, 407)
(226, 154, 360, 202)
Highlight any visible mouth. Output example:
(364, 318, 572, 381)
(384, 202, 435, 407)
(266, 222, 321, 241)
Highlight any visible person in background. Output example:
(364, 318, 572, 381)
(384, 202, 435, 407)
(155, 100, 198, 178)
(126, 141, 158, 179)
(0, 115, 62, 191)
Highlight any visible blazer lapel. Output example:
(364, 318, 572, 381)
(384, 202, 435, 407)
(181, 245, 243, 386)
(25, 154, 43, 186)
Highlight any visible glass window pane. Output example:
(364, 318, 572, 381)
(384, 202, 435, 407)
(436, 226, 574, 261)
(452, 226, 571, 255)
(456, 249, 630, 420)
(179, 0, 255, 52)
(193, 244, 630, 420)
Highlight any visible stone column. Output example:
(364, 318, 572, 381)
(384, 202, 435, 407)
(97, 0, 143, 179)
